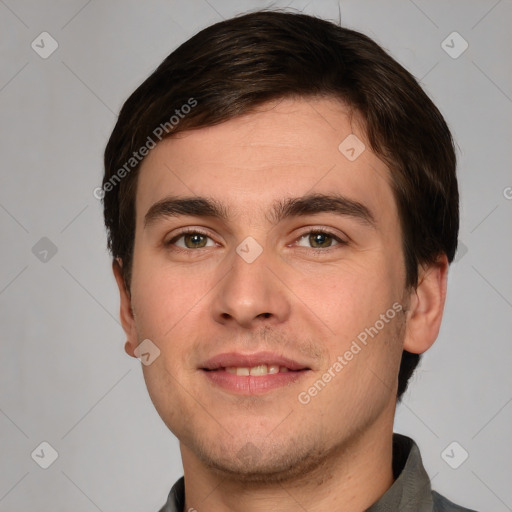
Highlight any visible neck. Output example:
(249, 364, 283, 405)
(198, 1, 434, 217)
(180, 417, 395, 512)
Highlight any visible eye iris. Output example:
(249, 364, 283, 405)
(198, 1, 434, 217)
(310, 232, 332, 248)
(184, 233, 207, 248)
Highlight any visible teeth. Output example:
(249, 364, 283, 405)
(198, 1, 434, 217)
(224, 365, 291, 376)
(250, 364, 267, 376)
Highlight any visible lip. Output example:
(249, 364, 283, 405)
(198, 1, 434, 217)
(200, 351, 310, 371)
(200, 351, 311, 395)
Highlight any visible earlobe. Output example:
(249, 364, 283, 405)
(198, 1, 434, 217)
(403, 254, 449, 355)
(124, 340, 136, 358)
(112, 258, 138, 358)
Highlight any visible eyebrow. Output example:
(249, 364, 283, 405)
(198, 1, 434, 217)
(143, 193, 376, 229)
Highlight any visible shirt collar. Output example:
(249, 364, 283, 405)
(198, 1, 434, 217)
(366, 433, 434, 511)
(159, 433, 434, 512)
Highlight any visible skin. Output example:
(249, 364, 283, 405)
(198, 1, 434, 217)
(113, 96, 449, 512)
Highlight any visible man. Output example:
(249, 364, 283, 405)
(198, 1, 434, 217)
(101, 9, 477, 512)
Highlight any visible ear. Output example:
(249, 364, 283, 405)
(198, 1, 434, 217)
(403, 254, 449, 354)
(112, 258, 137, 358)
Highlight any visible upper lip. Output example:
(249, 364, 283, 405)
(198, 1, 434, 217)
(200, 351, 310, 371)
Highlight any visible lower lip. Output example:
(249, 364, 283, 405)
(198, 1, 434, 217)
(201, 369, 309, 395)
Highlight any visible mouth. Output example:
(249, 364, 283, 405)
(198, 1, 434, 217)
(207, 364, 296, 376)
(199, 351, 311, 395)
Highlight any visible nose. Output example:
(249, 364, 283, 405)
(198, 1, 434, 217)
(211, 240, 291, 330)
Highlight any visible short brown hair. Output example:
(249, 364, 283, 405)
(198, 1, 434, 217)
(102, 10, 459, 399)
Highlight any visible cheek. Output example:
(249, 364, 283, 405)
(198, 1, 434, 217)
(291, 255, 406, 395)
(289, 259, 400, 339)
(304, 309, 405, 427)
(141, 357, 199, 440)
(130, 253, 207, 339)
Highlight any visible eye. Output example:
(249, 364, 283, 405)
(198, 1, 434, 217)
(164, 228, 347, 252)
(165, 230, 216, 250)
(295, 229, 347, 250)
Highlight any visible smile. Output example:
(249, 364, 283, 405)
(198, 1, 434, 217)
(223, 364, 291, 376)
(200, 352, 311, 394)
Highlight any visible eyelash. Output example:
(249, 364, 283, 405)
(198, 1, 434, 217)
(164, 228, 348, 253)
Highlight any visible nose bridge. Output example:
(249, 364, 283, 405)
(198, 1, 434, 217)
(212, 235, 290, 328)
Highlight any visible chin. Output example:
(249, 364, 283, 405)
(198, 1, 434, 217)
(192, 436, 329, 485)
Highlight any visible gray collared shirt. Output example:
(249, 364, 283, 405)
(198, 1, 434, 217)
(158, 434, 478, 511)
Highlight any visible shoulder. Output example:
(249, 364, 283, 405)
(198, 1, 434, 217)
(432, 490, 480, 512)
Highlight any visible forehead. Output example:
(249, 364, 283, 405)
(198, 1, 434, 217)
(135, 96, 396, 227)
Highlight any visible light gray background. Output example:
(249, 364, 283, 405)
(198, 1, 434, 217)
(1, 0, 511, 510)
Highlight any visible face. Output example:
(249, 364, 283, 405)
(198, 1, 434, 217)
(121, 97, 413, 482)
